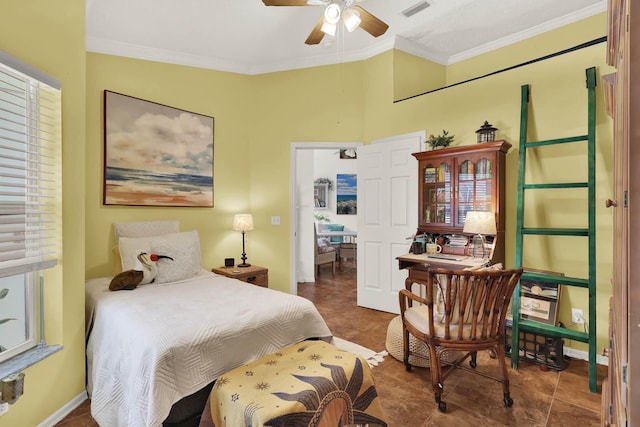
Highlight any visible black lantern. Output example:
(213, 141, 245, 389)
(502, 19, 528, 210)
(475, 121, 497, 143)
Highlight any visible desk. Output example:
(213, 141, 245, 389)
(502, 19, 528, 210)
(396, 253, 488, 289)
(397, 253, 484, 270)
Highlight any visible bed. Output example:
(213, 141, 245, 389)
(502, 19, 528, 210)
(85, 222, 332, 427)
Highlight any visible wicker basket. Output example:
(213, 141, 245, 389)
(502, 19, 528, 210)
(385, 315, 461, 368)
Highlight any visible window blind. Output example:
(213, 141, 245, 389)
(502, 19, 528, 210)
(0, 58, 60, 279)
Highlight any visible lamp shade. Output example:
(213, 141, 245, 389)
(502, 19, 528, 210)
(232, 214, 254, 232)
(463, 211, 496, 235)
(343, 8, 361, 32)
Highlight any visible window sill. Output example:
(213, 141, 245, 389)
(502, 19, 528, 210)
(0, 343, 63, 379)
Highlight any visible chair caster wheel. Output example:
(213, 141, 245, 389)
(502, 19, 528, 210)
(469, 360, 477, 368)
(437, 401, 447, 412)
(504, 396, 513, 407)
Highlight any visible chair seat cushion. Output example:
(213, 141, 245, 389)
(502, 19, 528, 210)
(405, 305, 486, 340)
(317, 238, 337, 253)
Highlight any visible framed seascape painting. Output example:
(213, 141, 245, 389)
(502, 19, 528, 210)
(336, 174, 357, 215)
(103, 90, 214, 207)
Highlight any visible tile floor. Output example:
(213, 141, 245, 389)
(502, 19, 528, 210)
(57, 266, 605, 426)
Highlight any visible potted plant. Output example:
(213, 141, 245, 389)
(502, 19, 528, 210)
(426, 130, 455, 150)
(314, 211, 331, 223)
(314, 177, 333, 190)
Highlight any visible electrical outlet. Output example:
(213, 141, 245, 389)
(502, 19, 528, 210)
(0, 402, 8, 416)
(271, 216, 280, 225)
(572, 308, 585, 324)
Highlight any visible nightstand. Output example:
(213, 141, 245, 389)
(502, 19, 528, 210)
(212, 265, 268, 288)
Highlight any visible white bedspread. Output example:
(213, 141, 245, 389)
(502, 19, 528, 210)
(85, 270, 332, 427)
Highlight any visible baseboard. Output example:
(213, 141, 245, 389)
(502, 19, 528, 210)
(563, 346, 609, 366)
(37, 390, 87, 427)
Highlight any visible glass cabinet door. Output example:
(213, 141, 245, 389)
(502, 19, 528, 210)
(457, 157, 493, 226)
(422, 161, 452, 225)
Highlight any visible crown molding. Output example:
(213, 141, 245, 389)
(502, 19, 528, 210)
(447, 2, 607, 65)
(87, 35, 398, 75)
(86, 36, 253, 74)
(86, 2, 607, 75)
(393, 36, 449, 65)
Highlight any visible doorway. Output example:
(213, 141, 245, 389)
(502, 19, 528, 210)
(289, 142, 361, 295)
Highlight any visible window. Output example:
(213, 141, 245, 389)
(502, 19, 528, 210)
(0, 51, 60, 364)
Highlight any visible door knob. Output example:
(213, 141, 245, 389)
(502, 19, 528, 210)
(605, 199, 617, 208)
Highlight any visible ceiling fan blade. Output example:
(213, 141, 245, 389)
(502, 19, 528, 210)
(305, 16, 325, 45)
(262, 0, 309, 6)
(354, 5, 389, 38)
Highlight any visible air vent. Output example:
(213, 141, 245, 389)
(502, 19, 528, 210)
(402, 1, 430, 18)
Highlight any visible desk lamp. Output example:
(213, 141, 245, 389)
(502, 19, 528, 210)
(232, 214, 254, 267)
(463, 211, 497, 260)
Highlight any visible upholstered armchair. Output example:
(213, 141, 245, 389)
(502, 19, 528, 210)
(314, 226, 336, 277)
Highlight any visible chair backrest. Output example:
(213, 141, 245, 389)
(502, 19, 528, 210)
(313, 225, 324, 256)
(314, 225, 336, 262)
(424, 267, 523, 343)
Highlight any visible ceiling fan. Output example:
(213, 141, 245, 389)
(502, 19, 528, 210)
(262, 0, 389, 45)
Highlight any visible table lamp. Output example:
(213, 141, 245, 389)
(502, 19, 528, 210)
(463, 211, 497, 260)
(232, 214, 254, 267)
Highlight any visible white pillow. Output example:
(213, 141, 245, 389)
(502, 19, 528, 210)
(151, 234, 202, 284)
(114, 221, 179, 240)
(118, 231, 202, 279)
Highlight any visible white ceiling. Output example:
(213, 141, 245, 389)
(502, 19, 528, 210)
(86, 0, 606, 75)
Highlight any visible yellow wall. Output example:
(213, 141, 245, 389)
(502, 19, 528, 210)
(85, 54, 257, 279)
(0, 0, 87, 426)
(392, 50, 446, 101)
(84, 58, 367, 290)
(446, 14, 608, 87)
(0, 3, 614, 425)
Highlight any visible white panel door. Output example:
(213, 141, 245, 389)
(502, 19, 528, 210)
(356, 131, 423, 313)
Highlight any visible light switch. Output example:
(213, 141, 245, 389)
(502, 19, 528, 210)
(271, 216, 281, 225)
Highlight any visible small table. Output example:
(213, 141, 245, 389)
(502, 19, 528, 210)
(317, 230, 357, 243)
(212, 264, 268, 287)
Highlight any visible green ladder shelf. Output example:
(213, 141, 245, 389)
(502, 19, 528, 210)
(511, 66, 598, 392)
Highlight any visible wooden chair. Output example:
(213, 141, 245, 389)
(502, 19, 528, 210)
(399, 267, 523, 412)
(314, 226, 336, 277)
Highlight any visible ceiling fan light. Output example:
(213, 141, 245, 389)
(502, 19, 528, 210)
(342, 8, 361, 32)
(321, 19, 337, 36)
(324, 3, 341, 25)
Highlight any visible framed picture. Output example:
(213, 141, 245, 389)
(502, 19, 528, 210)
(339, 149, 357, 159)
(103, 90, 214, 207)
(336, 174, 357, 215)
(519, 268, 563, 325)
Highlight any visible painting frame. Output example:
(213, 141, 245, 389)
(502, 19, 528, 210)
(339, 149, 357, 159)
(103, 90, 214, 207)
(519, 268, 563, 326)
(336, 173, 357, 215)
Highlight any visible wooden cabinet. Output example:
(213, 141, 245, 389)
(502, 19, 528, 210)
(212, 265, 269, 287)
(602, 0, 638, 425)
(412, 140, 511, 265)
